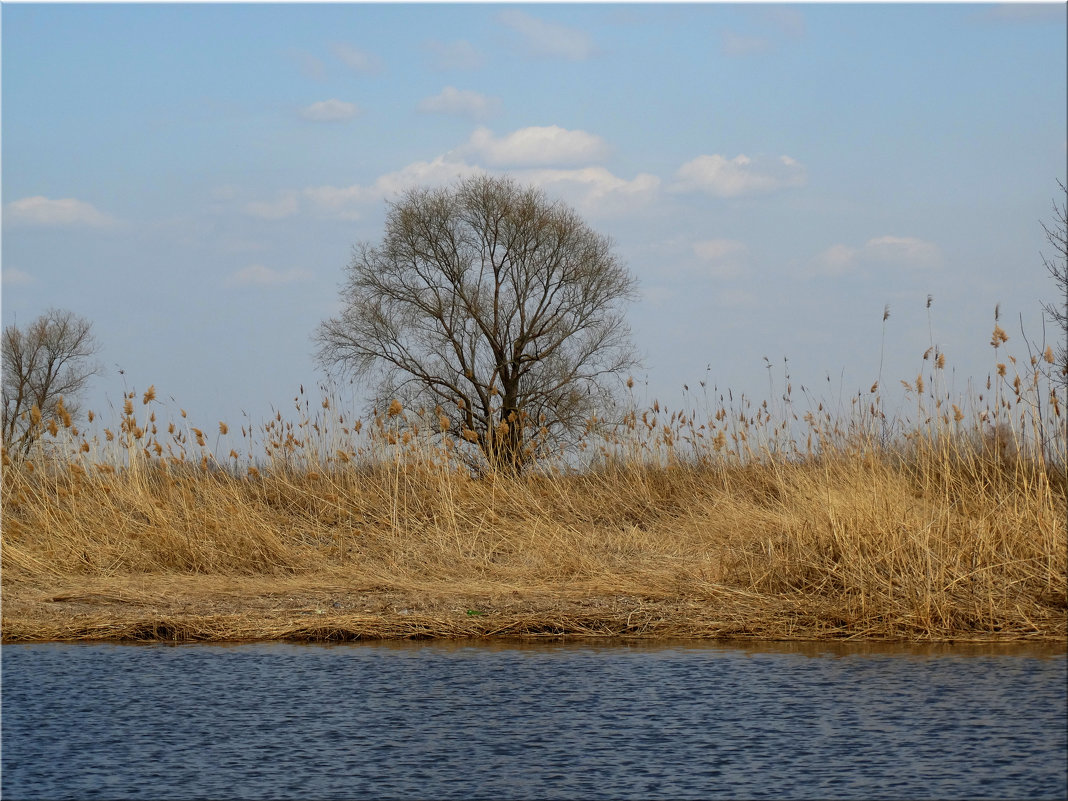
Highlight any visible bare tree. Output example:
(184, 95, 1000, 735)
(1041, 180, 1068, 387)
(316, 175, 639, 472)
(2, 308, 101, 456)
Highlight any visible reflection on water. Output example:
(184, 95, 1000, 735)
(3, 638, 1066, 800)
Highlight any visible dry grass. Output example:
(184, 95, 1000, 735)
(3, 325, 1066, 643)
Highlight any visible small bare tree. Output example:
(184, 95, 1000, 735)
(1041, 180, 1068, 387)
(316, 175, 639, 472)
(2, 308, 101, 456)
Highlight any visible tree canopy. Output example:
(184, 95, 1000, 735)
(2, 308, 101, 456)
(316, 175, 639, 472)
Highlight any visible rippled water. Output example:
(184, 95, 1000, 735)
(3, 639, 1065, 800)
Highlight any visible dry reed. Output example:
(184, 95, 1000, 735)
(3, 319, 1065, 643)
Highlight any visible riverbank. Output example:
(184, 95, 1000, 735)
(4, 348, 1066, 643)
(4, 449, 1066, 643)
(4, 570, 1066, 643)
(0, 573, 894, 643)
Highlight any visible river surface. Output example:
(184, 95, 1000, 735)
(2, 639, 1065, 800)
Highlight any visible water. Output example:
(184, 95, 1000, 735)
(3, 639, 1065, 800)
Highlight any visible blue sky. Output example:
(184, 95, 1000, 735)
(3, 2, 1066, 435)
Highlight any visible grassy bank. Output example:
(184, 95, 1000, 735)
(3, 340, 1066, 643)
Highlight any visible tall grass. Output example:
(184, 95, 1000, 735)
(2, 318, 1065, 641)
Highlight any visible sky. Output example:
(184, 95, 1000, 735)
(2, 2, 1066, 438)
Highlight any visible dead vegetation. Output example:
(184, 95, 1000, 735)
(3, 320, 1065, 643)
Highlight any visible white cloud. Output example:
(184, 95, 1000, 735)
(497, 10, 596, 60)
(242, 159, 478, 224)
(418, 87, 499, 120)
(332, 43, 382, 74)
(299, 99, 360, 122)
(864, 235, 942, 269)
(4, 196, 117, 227)
(244, 193, 300, 220)
(692, 239, 749, 278)
(672, 154, 807, 197)
(513, 166, 660, 217)
(227, 264, 312, 287)
(813, 243, 859, 276)
(812, 236, 940, 276)
(301, 185, 373, 220)
(248, 129, 649, 223)
(465, 126, 608, 167)
(302, 157, 487, 220)
(424, 39, 484, 70)
(2, 268, 34, 286)
(363, 156, 487, 197)
(299, 157, 653, 221)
